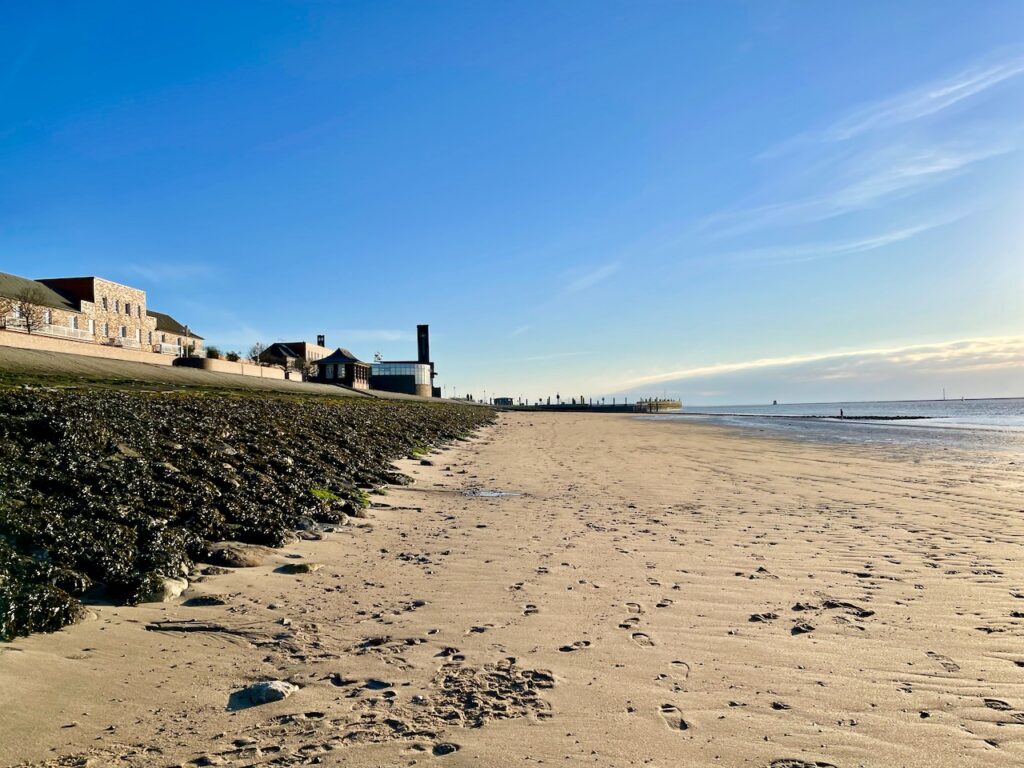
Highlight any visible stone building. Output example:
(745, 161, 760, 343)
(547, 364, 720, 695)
(0, 271, 202, 356)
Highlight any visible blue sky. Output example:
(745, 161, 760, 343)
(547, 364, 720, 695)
(2, 1, 1022, 403)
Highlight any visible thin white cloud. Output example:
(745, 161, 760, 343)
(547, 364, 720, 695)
(761, 51, 1024, 157)
(509, 324, 531, 337)
(703, 141, 1008, 239)
(621, 336, 1024, 389)
(564, 262, 620, 294)
(825, 54, 1024, 142)
(723, 215, 960, 265)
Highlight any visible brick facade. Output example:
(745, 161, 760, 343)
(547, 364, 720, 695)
(1, 273, 201, 357)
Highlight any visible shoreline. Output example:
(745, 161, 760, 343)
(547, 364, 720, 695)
(3, 412, 1024, 767)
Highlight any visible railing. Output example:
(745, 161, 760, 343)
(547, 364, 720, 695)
(1, 318, 93, 341)
(153, 343, 182, 355)
(41, 323, 94, 341)
(112, 337, 141, 349)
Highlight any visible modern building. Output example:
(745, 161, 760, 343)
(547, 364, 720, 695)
(370, 324, 438, 397)
(494, 397, 514, 407)
(313, 347, 371, 390)
(0, 271, 202, 355)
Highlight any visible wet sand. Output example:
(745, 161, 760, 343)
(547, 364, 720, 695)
(2, 412, 1023, 767)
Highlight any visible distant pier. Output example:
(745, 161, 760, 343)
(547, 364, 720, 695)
(501, 399, 681, 414)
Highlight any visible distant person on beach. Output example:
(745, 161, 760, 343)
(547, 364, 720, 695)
(840, 408, 844, 419)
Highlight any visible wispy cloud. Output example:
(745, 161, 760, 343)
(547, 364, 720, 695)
(722, 214, 961, 265)
(762, 51, 1024, 157)
(824, 54, 1024, 142)
(509, 324, 531, 337)
(703, 141, 1009, 239)
(621, 336, 1024, 389)
(564, 262, 620, 294)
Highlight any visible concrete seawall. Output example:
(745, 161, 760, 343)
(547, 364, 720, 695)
(0, 328, 175, 366)
(172, 357, 287, 380)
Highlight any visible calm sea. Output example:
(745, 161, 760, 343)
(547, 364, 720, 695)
(644, 398, 1024, 457)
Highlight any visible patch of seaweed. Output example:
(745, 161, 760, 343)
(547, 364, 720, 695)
(0, 389, 493, 639)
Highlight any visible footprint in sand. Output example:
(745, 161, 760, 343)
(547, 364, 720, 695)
(558, 640, 591, 652)
(523, 604, 539, 616)
(656, 598, 673, 608)
(659, 703, 689, 731)
(670, 660, 691, 678)
(984, 698, 1013, 711)
(625, 602, 643, 614)
(769, 761, 837, 768)
(926, 651, 960, 673)
(631, 632, 655, 648)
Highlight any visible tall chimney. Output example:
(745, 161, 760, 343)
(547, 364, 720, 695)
(416, 324, 430, 363)
(317, 334, 325, 347)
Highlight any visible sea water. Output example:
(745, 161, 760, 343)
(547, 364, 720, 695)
(644, 398, 1024, 456)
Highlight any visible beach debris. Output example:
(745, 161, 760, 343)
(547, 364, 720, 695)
(749, 612, 779, 622)
(791, 622, 816, 635)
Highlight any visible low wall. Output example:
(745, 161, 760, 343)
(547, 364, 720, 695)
(0, 328, 175, 366)
(173, 357, 286, 380)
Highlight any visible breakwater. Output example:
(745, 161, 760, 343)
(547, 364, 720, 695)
(0, 388, 494, 639)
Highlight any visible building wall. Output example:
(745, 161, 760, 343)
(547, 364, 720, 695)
(0, 326, 175, 365)
(173, 357, 286, 379)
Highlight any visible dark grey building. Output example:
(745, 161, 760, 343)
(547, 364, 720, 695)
(370, 324, 437, 397)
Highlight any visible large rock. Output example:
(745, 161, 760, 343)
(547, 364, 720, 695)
(235, 680, 297, 707)
(205, 543, 272, 568)
(141, 577, 188, 603)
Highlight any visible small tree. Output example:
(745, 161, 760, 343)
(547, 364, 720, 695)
(14, 286, 50, 334)
(0, 295, 13, 327)
(225, 351, 240, 362)
(248, 342, 266, 363)
(205, 345, 222, 360)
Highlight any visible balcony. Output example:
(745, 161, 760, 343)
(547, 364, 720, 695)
(112, 337, 141, 349)
(41, 323, 94, 341)
(153, 343, 183, 356)
(1, 318, 93, 341)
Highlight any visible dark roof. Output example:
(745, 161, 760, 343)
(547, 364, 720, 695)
(147, 310, 204, 340)
(0, 272, 80, 312)
(318, 347, 367, 365)
(262, 342, 300, 359)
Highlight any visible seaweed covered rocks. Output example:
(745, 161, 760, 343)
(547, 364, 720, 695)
(0, 389, 493, 640)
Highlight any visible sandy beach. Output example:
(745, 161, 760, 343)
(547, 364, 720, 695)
(2, 411, 1023, 768)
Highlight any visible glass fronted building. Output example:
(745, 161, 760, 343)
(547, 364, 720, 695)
(370, 361, 433, 397)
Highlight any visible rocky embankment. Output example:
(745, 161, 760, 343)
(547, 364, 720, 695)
(0, 388, 494, 640)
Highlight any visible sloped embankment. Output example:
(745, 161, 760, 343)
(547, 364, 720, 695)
(0, 389, 494, 640)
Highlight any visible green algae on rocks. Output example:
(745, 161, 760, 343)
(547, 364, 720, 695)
(0, 389, 493, 640)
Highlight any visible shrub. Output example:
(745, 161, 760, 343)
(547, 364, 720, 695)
(206, 346, 222, 360)
(225, 351, 240, 362)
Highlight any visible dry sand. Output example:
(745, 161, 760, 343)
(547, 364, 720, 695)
(2, 412, 1023, 768)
